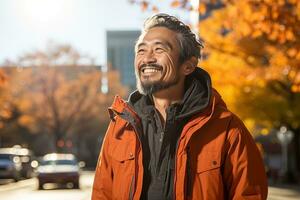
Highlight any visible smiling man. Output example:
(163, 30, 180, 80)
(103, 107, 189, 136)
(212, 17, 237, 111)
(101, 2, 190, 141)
(92, 14, 268, 200)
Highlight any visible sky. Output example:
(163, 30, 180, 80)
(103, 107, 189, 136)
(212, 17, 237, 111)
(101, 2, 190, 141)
(0, 0, 191, 66)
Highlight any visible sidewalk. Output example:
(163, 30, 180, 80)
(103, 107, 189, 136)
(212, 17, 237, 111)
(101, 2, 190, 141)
(268, 184, 300, 200)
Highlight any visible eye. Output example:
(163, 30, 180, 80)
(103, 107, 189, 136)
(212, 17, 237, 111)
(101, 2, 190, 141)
(155, 47, 164, 53)
(137, 48, 145, 54)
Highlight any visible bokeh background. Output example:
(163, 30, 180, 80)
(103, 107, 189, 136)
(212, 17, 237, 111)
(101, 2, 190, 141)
(0, 0, 300, 199)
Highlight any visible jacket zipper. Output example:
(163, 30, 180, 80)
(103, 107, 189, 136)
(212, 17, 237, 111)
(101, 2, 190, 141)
(173, 137, 181, 200)
(129, 175, 135, 200)
(185, 146, 192, 198)
(127, 109, 143, 200)
(172, 114, 213, 199)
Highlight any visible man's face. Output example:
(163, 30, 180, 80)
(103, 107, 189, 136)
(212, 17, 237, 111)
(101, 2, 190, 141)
(134, 27, 184, 95)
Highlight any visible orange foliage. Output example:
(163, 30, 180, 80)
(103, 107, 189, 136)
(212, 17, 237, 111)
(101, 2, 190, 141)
(133, 0, 300, 133)
(0, 70, 6, 86)
(0, 44, 128, 149)
(141, 1, 149, 11)
(171, 0, 181, 8)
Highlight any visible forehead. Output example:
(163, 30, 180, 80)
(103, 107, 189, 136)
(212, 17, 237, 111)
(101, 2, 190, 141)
(137, 27, 180, 47)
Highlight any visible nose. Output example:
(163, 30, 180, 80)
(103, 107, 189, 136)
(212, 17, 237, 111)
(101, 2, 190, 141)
(142, 50, 157, 64)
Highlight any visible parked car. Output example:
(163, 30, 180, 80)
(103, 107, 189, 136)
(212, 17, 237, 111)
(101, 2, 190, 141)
(0, 148, 22, 181)
(37, 153, 81, 189)
(12, 146, 36, 178)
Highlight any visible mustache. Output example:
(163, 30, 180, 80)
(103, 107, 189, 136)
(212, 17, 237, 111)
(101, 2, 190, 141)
(139, 63, 163, 71)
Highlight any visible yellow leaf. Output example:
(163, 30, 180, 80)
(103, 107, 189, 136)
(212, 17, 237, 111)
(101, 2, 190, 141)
(170, 0, 180, 8)
(141, 1, 148, 11)
(198, 3, 206, 15)
(286, 29, 295, 41)
(240, 22, 252, 36)
(272, 10, 279, 19)
(152, 5, 159, 13)
(296, 52, 300, 60)
(269, 30, 278, 41)
(287, 48, 297, 57)
(18, 115, 34, 127)
(252, 30, 262, 38)
(0, 109, 11, 119)
(288, 0, 297, 4)
(261, 128, 269, 136)
(0, 70, 6, 86)
(291, 85, 299, 92)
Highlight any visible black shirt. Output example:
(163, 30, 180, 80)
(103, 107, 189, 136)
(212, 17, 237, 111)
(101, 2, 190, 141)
(127, 68, 212, 200)
(139, 101, 185, 200)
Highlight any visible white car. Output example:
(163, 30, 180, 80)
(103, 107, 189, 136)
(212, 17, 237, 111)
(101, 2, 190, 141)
(37, 153, 81, 189)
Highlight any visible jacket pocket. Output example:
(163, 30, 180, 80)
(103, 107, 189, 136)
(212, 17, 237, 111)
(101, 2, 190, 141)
(109, 139, 135, 200)
(196, 151, 221, 173)
(193, 151, 224, 200)
(110, 148, 135, 162)
(109, 138, 135, 162)
(187, 151, 224, 200)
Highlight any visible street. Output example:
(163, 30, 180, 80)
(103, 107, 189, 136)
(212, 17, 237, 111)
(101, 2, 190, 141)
(268, 185, 300, 200)
(1, 172, 300, 200)
(0, 171, 94, 200)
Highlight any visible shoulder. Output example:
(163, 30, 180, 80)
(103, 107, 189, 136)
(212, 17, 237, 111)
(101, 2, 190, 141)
(105, 115, 130, 139)
(227, 114, 252, 141)
(220, 113, 259, 158)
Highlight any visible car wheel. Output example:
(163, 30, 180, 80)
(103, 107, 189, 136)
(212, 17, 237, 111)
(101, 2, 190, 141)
(73, 181, 79, 189)
(38, 181, 43, 190)
(13, 172, 21, 182)
(26, 170, 32, 179)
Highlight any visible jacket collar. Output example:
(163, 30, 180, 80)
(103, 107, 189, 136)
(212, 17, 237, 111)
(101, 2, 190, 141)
(108, 89, 226, 144)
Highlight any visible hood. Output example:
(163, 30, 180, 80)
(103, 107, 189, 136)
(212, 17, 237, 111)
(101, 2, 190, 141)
(108, 68, 227, 124)
(127, 67, 212, 121)
(38, 165, 79, 174)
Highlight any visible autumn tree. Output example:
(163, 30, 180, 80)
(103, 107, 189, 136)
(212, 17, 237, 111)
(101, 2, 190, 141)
(200, 0, 300, 181)
(0, 42, 128, 155)
(131, 0, 300, 181)
(0, 67, 34, 147)
(0, 69, 8, 130)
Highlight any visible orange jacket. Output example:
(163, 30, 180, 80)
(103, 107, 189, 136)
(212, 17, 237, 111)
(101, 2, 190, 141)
(92, 90, 268, 200)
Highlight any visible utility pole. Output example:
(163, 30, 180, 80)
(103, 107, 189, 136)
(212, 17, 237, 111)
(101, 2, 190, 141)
(277, 126, 294, 182)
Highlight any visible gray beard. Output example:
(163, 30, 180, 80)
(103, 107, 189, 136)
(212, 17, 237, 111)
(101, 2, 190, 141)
(136, 78, 180, 95)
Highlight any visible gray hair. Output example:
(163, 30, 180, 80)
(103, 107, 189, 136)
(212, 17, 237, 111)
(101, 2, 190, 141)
(140, 13, 203, 64)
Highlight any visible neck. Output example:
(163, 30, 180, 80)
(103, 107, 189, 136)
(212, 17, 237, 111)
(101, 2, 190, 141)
(152, 81, 185, 122)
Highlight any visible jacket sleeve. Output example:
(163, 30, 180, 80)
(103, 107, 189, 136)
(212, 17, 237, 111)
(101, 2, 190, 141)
(222, 116, 268, 200)
(92, 121, 115, 200)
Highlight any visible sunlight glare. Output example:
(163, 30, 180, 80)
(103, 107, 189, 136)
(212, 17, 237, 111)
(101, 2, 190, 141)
(15, 0, 72, 30)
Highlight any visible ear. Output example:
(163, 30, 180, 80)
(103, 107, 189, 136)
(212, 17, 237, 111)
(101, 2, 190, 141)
(182, 57, 198, 75)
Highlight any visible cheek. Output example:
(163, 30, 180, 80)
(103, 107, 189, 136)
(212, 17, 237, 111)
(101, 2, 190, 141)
(134, 57, 140, 71)
(164, 56, 177, 72)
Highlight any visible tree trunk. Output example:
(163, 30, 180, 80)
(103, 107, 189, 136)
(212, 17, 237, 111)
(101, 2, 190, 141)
(54, 130, 64, 153)
(291, 128, 300, 183)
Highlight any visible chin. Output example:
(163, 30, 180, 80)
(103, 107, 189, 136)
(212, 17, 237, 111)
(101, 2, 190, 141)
(137, 80, 173, 95)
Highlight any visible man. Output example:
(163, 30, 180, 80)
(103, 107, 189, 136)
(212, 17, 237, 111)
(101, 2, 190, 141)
(92, 13, 268, 200)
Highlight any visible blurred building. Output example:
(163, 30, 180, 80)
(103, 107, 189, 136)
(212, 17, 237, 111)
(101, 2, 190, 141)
(106, 30, 140, 90)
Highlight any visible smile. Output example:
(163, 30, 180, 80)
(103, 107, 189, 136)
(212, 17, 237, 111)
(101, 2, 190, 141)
(143, 68, 160, 73)
(140, 65, 162, 75)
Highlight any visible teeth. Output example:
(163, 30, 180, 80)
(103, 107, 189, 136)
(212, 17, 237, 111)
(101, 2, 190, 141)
(143, 68, 160, 73)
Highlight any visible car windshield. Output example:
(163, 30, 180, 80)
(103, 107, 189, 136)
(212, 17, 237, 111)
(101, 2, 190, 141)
(0, 154, 11, 160)
(41, 159, 77, 166)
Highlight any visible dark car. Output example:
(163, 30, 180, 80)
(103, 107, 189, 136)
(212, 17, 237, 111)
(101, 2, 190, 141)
(0, 148, 22, 181)
(37, 153, 80, 189)
(13, 146, 36, 178)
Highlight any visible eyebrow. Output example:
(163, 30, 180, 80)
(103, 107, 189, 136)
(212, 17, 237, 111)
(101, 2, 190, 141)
(136, 40, 173, 50)
(137, 42, 146, 49)
(154, 41, 173, 50)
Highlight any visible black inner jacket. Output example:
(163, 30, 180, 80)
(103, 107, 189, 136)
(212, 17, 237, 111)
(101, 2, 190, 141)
(125, 68, 212, 200)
